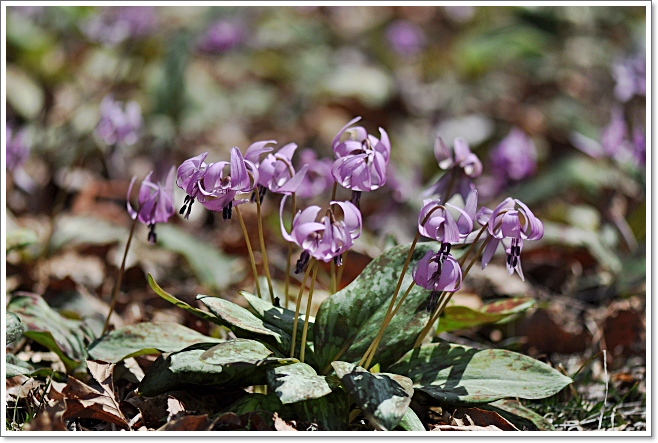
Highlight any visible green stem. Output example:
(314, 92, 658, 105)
(102, 216, 139, 336)
(300, 261, 320, 363)
(330, 182, 338, 202)
(235, 206, 261, 299)
(290, 259, 314, 358)
(458, 223, 488, 268)
(330, 260, 337, 294)
(336, 250, 347, 291)
(358, 232, 421, 368)
(254, 187, 275, 304)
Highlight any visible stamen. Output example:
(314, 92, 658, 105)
(147, 223, 157, 244)
(350, 191, 362, 209)
(334, 254, 343, 267)
(295, 251, 310, 274)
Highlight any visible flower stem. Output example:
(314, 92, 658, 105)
(336, 250, 347, 291)
(299, 260, 320, 363)
(254, 187, 275, 304)
(235, 206, 261, 299)
(283, 194, 297, 309)
(330, 182, 338, 202)
(358, 232, 421, 368)
(290, 259, 314, 358)
(458, 223, 488, 268)
(330, 260, 337, 294)
(102, 216, 139, 336)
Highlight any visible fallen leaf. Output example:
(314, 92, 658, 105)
(273, 413, 298, 431)
(157, 415, 212, 431)
(167, 396, 186, 421)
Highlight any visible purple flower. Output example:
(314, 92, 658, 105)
(127, 167, 176, 243)
(6, 125, 30, 171)
(612, 54, 646, 102)
(418, 189, 477, 243)
(95, 95, 143, 147)
(413, 245, 463, 312)
(257, 143, 309, 195)
(490, 128, 537, 183)
(197, 19, 246, 54)
(386, 20, 426, 57)
(280, 196, 362, 271)
(196, 147, 260, 220)
(425, 135, 482, 202)
(83, 6, 157, 47)
(295, 149, 334, 199)
(331, 117, 391, 206)
(633, 126, 646, 166)
(476, 198, 544, 280)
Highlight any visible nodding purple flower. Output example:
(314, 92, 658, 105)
(256, 143, 309, 198)
(95, 95, 143, 147)
(176, 151, 209, 219)
(83, 6, 157, 47)
(491, 128, 537, 183)
(386, 20, 426, 57)
(612, 53, 646, 103)
(413, 245, 463, 312)
(476, 198, 544, 280)
(331, 117, 391, 207)
(295, 149, 334, 199)
(418, 189, 477, 244)
(425, 135, 482, 202)
(127, 167, 176, 244)
(280, 196, 362, 272)
(6, 125, 30, 171)
(197, 19, 246, 54)
(196, 147, 259, 220)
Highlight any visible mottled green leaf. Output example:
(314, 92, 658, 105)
(388, 342, 572, 405)
(147, 274, 220, 324)
(267, 362, 333, 405)
(139, 343, 292, 397)
(88, 322, 222, 363)
(483, 399, 555, 431)
(6, 312, 25, 345)
(200, 338, 279, 365)
(314, 242, 447, 372)
(157, 224, 240, 291)
(242, 292, 314, 341)
(332, 361, 413, 431)
(7, 293, 88, 373)
(397, 407, 426, 431)
(437, 298, 535, 333)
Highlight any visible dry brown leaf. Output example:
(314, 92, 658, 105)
(157, 415, 212, 431)
(432, 424, 504, 431)
(273, 413, 298, 431)
(62, 364, 129, 428)
(451, 407, 519, 431)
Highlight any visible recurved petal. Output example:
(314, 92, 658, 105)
(436, 255, 462, 292)
(244, 140, 276, 163)
(434, 135, 453, 168)
(332, 116, 362, 151)
(333, 200, 362, 239)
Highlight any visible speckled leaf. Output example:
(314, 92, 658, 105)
(266, 363, 333, 405)
(314, 242, 449, 372)
(7, 293, 89, 373)
(241, 292, 315, 341)
(148, 274, 221, 324)
(87, 322, 222, 363)
(139, 343, 294, 397)
(437, 298, 535, 333)
(332, 361, 413, 431)
(388, 342, 572, 405)
(200, 338, 278, 365)
(398, 407, 425, 431)
(6, 312, 25, 345)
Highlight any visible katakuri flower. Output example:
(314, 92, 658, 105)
(280, 196, 362, 272)
(83, 6, 157, 47)
(255, 142, 309, 199)
(413, 244, 463, 312)
(612, 53, 646, 103)
(197, 19, 246, 54)
(95, 95, 143, 147)
(176, 151, 210, 219)
(418, 189, 477, 244)
(491, 127, 537, 183)
(6, 124, 30, 171)
(196, 147, 260, 220)
(425, 135, 482, 202)
(331, 116, 391, 207)
(476, 198, 544, 280)
(295, 149, 334, 199)
(386, 20, 426, 57)
(127, 167, 176, 243)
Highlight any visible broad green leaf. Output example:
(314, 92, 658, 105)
(314, 242, 446, 372)
(147, 274, 220, 324)
(437, 298, 535, 333)
(397, 407, 425, 431)
(388, 342, 572, 405)
(87, 322, 222, 363)
(483, 399, 555, 431)
(6, 363, 32, 378)
(139, 343, 293, 397)
(6, 312, 25, 345)
(290, 388, 350, 431)
(7, 293, 89, 373)
(200, 338, 283, 365)
(228, 392, 283, 416)
(6, 354, 34, 377)
(266, 362, 333, 405)
(332, 361, 413, 431)
(157, 224, 240, 291)
(242, 292, 314, 341)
